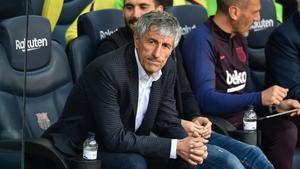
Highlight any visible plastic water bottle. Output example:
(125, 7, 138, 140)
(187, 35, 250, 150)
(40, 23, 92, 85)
(243, 105, 257, 131)
(83, 132, 98, 160)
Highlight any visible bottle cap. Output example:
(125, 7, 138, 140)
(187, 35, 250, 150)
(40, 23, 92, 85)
(248, 105, 254, 110)
(88, 132, 96, 138)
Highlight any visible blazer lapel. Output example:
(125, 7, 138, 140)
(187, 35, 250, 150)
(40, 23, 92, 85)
(126, 44, 138, 120)
(136, 79, 161, 135)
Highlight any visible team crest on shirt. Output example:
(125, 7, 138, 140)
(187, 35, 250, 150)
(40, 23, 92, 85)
(36, 112, 51, 130)
(236, 47, 247, 62)
(219, 55, 226, 61)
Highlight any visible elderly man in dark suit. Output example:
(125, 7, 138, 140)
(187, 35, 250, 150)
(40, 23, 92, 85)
(43, 11, 207, 169)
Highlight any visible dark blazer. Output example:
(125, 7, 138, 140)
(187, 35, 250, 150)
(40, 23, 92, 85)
(43, 43, 187, 158)
(266, 11, 300, 101)
(96, 27, 201, 120)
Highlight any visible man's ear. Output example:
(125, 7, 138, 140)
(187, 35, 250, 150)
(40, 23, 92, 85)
(156, 5, 164, 12)
(228, 5, 240, 21)
(133, 32, 139, 48)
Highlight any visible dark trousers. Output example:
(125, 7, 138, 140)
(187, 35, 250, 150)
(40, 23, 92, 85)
(100, 151, 194, 169)
(258, 116, 300, 169)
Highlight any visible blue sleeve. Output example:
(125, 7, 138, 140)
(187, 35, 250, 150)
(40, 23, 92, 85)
(181, 27, 262, 116)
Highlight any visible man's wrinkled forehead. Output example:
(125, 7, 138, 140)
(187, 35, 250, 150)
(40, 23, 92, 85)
(124, 0, 158, 7)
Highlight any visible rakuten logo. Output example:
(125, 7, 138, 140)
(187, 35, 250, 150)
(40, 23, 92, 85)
(99, 29, 118, 40)
(15, 38, 48, 52)
(181, 25, 196, 35)
(251, 19, 274, 32)
(226, 70, 247, 93)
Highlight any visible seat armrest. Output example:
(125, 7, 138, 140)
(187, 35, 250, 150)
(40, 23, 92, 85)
(206, 115, 260, 145)
(206, 115, 236, 136)
(25, 138, 68, 169)
(0, 139, 22, 150)
(228, 130, 260, 146)
(0, 139, 68, 169)
(0, 140, 21, 169)
(26, 138, 102, 169)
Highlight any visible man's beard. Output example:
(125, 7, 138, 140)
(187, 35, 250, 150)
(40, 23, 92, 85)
(241, 31, 249, 37)
(232, 21, 250, 37)
(128, 17, 138, 26)
(126, 17, 139, 31)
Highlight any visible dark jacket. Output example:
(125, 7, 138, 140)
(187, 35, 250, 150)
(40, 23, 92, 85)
(96, 27, 201, 120)
(266, 11, 300, 101)
(43, 43, 187, 158)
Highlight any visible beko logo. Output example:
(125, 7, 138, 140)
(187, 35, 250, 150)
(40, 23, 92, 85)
(226, 70, 247, 85)
(226, 70, 247, 93)
(15, 37, 48, 52)
(99, 28, 118, 40)
(251, 19, 274, 32)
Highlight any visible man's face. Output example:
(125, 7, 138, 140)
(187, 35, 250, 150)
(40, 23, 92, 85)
(123, 0, 163, 31)
(134, 28, 174, 75)
(232, 0, 261, 37)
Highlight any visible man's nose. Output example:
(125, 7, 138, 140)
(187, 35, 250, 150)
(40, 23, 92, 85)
(132, 8, 142, 18)
(254, 13, 261, 22)
(152, 45, 162, 58)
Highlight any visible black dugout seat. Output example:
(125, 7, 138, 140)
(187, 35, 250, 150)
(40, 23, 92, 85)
(166, 5, 208, 36)
(68, 9, 124, 81)
(0, 15, 73, 169)
(77, 9, 124, 48)
(0, 0, 43, 21)
(52, 0, 93, 48)
(247, 0, 278, 91)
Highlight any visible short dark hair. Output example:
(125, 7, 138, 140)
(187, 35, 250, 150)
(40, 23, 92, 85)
(216, 0, 250, 13)
(155, 0, 173, 9)
(123, 0, 173, 9)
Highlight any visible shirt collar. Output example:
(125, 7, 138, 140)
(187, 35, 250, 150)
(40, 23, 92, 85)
(134, 49, 162, 82)
(208, 17, 233, 41)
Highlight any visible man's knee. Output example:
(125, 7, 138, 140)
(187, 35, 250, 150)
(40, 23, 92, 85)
(245, 144, 264, 156)
(260, 119, 298, 148)
(101, 153, 147, 169)
(279, 120, 298, 141)
(243, 144, 271, 164)
(270, 119, 298, 148)
(222, 152, 245, 168)
(126, 154, 147, 169)
(205, 145, 245, 169)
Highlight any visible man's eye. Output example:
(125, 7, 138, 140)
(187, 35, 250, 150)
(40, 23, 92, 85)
(125, 5, 133, 10)
(148, 40, 155, 44)
(140, 5, 149, 10)
(162, 44, 171, 49)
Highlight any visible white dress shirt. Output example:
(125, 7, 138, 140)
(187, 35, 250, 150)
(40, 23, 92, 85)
(134, 50, 177, 159)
